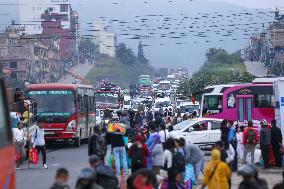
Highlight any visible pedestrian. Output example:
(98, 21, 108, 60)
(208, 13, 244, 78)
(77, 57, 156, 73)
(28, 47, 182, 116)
(201, 149, 231, 189)
(127, 169, 158, 189)
(238, 164, 268, 189)
(164, 108, 169, 117)
(119, 111, 130, 128)
(31, 120, 48, 169)
(158, 124, 170, 149)
(89, 155, 119, 189)
(169, 171, 191, 189)
(88, 127, 105, 161)
(105, 129, 128, 176)
(50, 168, 70, 189)
(75, 168, 103, 189)
(128, 134, 149, 174)
(237, 126, 245, 162)
(214, 141, 228, 163)
(242, 121, 258, 164)
(259, 119, 271, 168)
(146, 123, 157, 150)
(151, 134, 163, 175)
(220, 119, 229, 145)
(13, 122, 27, 169)
(163, 138, 176, 183)
(135, 112, 143, 128)
(14, 88, 22, 103)
(146, 109, 154, 125)
(175, 139, 185, 157)
(271, 119, 283, 168)
(184, 142, 205, 181)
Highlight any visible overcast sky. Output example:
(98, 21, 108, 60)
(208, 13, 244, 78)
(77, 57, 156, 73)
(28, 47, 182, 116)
(214, 0, 284, 9)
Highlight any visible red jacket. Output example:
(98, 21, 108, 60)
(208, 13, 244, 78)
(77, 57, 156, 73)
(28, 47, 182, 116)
(243, 127, 259, 145)
(128, 143, 149, 168)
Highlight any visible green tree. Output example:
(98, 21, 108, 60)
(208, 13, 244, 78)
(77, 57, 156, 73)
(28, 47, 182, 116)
(116, 43, 137, 64)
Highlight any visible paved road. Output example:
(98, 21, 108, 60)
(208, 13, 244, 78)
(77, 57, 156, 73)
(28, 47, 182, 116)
(57, 63, 93, 84)
(16, 143, 283, 189)
(244, 61, 267, 77)
(16, 144, 89, 189)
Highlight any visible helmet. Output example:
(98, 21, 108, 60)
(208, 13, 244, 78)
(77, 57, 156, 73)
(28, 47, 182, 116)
(78, 168, 96, 180)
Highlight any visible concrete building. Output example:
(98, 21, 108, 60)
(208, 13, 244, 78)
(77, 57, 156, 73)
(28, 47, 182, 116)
(0, 24, 60, 83)
(93, 22, 117, 57)
(18, 0, 71, 35)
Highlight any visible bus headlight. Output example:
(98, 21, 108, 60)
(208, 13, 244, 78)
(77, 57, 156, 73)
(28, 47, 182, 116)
(67, 120, 76, 131)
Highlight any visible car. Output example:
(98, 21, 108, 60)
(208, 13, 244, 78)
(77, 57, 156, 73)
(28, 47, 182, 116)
(179, 101, 200, 117)
(153, 97, 173, 112)
(170, 118, 223, 152)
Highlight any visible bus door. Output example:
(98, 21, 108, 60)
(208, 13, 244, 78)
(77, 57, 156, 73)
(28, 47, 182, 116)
(236, 95, 253, 123)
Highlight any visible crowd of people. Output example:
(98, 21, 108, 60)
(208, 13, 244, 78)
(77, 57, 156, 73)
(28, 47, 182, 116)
(45, 109, 284, 189)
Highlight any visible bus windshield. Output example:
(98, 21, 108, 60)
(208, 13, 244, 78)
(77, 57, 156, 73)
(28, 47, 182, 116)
(95, 92, 118, 104)
(28, 90, 75, 116)
(202, 95, 223, 115)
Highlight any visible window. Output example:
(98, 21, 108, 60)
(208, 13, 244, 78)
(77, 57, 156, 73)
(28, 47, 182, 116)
(202, 95, 222, 115)
(255, 94, 274, 108)
(60, 4, 69, 12)
(211, 121, 221, 130)
(191, 121, 208, 131)
(0, 82, 11, 147)
(10, 61, 17, 68)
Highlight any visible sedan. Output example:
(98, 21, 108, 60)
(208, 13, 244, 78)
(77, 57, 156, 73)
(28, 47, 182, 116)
(170, 118, 223, 152)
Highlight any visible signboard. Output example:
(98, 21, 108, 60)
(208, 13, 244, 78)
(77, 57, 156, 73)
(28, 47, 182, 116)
(28, 90, 73, 95)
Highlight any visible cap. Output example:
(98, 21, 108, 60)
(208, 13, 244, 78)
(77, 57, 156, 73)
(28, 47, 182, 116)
(78, 168, 96, 180)
(238, 164, 257, 177)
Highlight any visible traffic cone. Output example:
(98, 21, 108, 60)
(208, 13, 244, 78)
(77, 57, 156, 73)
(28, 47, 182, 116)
(120, 170, 127, 189)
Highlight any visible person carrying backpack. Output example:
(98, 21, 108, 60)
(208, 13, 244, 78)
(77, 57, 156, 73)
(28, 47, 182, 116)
(242, 122, 258, 164)
(88, 127, 106, 161)
(128, 134, 149, 174)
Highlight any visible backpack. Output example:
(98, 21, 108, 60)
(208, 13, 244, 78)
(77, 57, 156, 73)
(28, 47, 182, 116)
(246, 129, 257, 145)
(172, 151, 186, 172)
(96, 164, 119, 189)
(131, 146, 144, 167)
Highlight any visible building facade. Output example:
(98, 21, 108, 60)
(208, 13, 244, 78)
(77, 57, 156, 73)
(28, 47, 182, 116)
(93, 22, 117, 57)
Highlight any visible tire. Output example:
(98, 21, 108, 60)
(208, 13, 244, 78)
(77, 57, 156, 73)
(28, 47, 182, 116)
(74, 137, 81, 147)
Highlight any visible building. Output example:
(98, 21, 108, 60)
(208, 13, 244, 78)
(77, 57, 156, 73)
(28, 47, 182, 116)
(0, 23, 60, 84)
(93, 22, 117, 57)
(18, 0, 71, 35)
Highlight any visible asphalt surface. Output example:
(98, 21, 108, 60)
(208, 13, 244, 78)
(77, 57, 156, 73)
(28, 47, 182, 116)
(57, 63, 93, 84)
(16, 144, 89, 189)
(244, 61, 267, 77)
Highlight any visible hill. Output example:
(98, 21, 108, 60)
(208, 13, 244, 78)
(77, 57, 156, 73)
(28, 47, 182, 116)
(86, 57, 155, 88)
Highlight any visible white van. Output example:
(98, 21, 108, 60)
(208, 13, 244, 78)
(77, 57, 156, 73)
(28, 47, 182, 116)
(154, 97, 173, 112)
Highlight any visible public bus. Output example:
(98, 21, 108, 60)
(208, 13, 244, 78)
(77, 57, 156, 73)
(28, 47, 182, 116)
(95, 90, 121, 111)
(139, 75, 151, 86)
(26, 84, 96, 147)
(200, 78, 277, 128)
(0, 78, 15, 189)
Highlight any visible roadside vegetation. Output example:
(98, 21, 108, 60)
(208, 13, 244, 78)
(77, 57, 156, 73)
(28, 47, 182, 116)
(178, 48, 256, 98)
(86, 42, 155, 88)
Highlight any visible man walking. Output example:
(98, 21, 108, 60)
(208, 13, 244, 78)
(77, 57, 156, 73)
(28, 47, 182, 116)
(271, 119, 283, 167)
(242, 122, 258, 164)
(13, 122, 26, 169)
(260, 119, 271, 168)
(32, 120, 48, 169)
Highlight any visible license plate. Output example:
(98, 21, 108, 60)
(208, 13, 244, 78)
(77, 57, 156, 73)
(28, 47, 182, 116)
(45, 131, 54, 135)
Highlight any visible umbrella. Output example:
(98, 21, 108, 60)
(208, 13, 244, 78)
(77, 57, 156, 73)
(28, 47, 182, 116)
(107, 123, 126, 134)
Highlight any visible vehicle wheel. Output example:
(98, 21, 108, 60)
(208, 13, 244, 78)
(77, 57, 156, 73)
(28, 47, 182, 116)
(74, 137, 81, 147)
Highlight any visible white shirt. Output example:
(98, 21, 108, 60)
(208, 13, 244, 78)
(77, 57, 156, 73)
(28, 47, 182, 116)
(158, 130, 170, 143)
(13, 128, 26, 143)
(31, 128, 45, 146)
(163, 149, 173, 169)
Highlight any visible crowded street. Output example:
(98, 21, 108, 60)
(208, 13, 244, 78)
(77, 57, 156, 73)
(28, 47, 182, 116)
(1, 0, 284, 189)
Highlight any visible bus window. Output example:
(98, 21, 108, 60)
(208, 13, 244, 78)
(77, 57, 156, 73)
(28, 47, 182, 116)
(254, 94, 273, 108)
(202, 95, 222, 115)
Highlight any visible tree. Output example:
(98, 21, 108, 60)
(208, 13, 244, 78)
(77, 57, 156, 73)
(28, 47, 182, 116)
(137, 41, 149, 64)
(116, 43, 137, 65)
